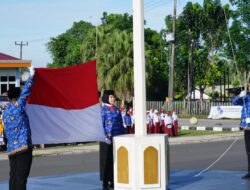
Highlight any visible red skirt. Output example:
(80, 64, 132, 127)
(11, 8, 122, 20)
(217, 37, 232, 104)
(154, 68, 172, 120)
(173, 120, 178, 136)
(153, 122, 160, 133)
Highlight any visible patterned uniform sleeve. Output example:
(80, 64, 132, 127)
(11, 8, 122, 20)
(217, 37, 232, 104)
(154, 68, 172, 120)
(101, 107, 107, 136)
(232, 96, 244, 106)
(118, 110, 125, 134)
(105, 114, 113, 138)
(118, 111, 123, 126)
(17, 76, 34, 111)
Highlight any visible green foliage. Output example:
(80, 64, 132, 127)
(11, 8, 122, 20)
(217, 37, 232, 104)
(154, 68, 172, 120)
(80, 13, 134, 99)
(164, 0, 232, 101)
(227, 0, 250, 75)
(46, 1, 248, 101)
(47, 21, 94, 68)
(145, 28, 168, 100)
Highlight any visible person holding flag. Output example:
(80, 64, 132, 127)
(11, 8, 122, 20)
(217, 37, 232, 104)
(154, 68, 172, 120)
(2, 75, 34, 190)
(232, 82, 250, 179)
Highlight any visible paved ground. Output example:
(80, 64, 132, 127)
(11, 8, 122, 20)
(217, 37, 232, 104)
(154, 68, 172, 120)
(0, 132, 246, 189)
(0, 132, 243, 160)
(0, 170, 250, 190)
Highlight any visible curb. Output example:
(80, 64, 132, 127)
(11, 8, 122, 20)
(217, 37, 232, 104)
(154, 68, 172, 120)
(179, 126, 240, 132)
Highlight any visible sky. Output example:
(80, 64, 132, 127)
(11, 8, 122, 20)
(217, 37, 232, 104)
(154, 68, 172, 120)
(0, 0, 230, 68)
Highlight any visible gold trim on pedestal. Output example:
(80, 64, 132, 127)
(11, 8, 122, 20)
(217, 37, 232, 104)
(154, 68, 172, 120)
(117, 146, 129, 184)
(144, 146, 158, 184)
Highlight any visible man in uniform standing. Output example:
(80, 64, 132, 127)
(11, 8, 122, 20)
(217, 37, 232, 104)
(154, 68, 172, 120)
(232, 82, 250, 179)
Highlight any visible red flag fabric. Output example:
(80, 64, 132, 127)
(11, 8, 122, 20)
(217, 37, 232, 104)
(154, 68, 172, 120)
(26, 60, 105, 144)
(28, 60, 99, 109)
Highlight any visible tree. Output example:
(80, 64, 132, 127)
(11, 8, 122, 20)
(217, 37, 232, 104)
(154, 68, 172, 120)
(47, 21, 94, 68)
(228, 0, 250, 81)
(145, 28, 168, 100)
(164, 1, 230, 101)
(81, 13, 166, 100)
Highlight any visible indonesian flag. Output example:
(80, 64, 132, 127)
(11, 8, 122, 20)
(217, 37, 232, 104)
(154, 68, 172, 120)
(26, 60, 105, 144)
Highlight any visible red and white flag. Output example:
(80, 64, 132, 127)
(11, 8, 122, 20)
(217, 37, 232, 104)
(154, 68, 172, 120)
(26, 60, 105, 144)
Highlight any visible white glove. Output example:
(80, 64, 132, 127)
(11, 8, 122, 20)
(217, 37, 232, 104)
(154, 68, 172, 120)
(105, 137, 111, 145)
(239, 91, 246, 98)
(246, 118, 250, 124)
(29, 66, 35, 76)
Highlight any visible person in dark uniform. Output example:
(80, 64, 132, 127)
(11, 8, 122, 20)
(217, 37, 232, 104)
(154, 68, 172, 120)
(100, 90, 125, 190)
(123, 108, 132, 134)
(232, 82, 250, 179)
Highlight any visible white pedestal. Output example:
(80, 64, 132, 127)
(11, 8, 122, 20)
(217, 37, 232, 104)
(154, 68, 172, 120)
(113, 134, 169, 190)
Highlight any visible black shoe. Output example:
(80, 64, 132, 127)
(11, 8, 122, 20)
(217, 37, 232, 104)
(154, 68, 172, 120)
(103, 183, 109, 190)
(242, 173, 250, 179)
(109, 182, 114, 189)
(102, 186, 109, 190)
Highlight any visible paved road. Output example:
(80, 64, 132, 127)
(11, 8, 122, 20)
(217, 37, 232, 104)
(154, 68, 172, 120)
(179, 118, 240, 129)
(0, 138, 246, 181)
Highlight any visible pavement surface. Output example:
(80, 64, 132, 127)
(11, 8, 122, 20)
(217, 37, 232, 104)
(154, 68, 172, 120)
(0, 170, 250, 190)
(0, 132, 246, 190)
(0, 132, 243, 160)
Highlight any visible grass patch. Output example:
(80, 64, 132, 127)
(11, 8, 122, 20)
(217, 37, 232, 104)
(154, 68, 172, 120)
(178, 130, 237, 137)
(178, 114, 240, 120)
(178, 115, 208, 119)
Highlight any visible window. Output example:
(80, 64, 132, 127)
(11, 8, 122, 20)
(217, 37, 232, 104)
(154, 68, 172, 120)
(9, 84, 15, 91)
(9, 76, 15, 81)
(1, 77, 7, 82)
(1, 84, 7, 94)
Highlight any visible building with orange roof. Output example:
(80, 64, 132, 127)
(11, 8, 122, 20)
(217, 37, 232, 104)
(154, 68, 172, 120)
(0, 52, 31, 94)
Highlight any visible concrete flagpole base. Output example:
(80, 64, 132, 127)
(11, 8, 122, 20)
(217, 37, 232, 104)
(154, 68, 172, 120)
(113, 134, 169, 190)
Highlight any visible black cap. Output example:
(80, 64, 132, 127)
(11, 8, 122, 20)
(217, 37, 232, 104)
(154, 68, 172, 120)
(7, 87, 21, 100)
(102, 90, 115, 104)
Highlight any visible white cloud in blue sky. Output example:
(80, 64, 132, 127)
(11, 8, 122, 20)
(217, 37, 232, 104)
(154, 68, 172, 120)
(0, 0, 229, 67)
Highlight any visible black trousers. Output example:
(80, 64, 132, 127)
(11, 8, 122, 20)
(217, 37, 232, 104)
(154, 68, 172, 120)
(9, 149, 33, 190)
(99, 142, 114, 186)
(244, 130, 250, 172)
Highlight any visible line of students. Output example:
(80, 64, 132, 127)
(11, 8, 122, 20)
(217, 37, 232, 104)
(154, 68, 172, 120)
(147, 108, 178, 136)
(121, 106, 179, 136)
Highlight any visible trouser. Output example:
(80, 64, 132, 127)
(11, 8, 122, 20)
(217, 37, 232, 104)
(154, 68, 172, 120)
(244, 130, 250, 172)
(126, 126, 131, 134)
(9, 149, 33, 190)
(99, 142, 114, 187)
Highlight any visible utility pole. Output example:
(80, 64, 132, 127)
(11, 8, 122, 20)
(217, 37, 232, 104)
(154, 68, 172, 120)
(15, 41, 28, 87)
(15, 41, 28, 59)
(168, 0, 177, 107)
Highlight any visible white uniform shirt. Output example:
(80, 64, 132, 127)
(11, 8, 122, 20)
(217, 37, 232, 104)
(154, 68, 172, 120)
(160, 113, 165, 121)
(164, 115, 172, 128)
(153, 114, 160, 125)
(172, 112, 178, 121)
(131, 114, 135, 126)
(146, 114, 151, 124)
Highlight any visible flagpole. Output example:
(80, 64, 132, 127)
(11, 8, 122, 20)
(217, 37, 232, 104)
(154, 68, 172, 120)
(113, 1, 169, 189)
(133, 0, 147, 136)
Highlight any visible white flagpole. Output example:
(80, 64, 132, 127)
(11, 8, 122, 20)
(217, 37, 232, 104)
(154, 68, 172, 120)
(133, 0, 147, 136)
